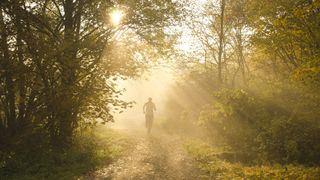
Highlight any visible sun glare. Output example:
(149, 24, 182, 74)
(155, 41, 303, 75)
(111, 10, 124, 25)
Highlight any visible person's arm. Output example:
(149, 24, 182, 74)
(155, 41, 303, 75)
(143, 103, 146, 114)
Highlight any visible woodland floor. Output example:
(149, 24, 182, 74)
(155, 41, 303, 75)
(83, 128, 199, 180)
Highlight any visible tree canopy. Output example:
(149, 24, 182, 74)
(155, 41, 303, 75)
(0, 0, 179, 148)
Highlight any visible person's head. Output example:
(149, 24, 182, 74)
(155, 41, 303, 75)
(148, 97, 152, 102)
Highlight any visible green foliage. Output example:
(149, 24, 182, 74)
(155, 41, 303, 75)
(249, 0, 320, 77)
(198, 83, 320, 164)
(185, 141, 320, 180)
(0, 127, 129, 179)
(292, 62, 320, 88)
(0, 0, 179, 149)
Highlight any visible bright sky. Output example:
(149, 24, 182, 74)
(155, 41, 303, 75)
(175, 0, 208, 55)
(108, 0, 208, 129)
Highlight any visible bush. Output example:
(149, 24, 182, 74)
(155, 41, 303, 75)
(198, 83, 320, 164)
(0, 127, 129, 179)
(185, 141, 320, 180)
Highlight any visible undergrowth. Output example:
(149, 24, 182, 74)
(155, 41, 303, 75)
(184, 141, 320, 180)
(0, 126, 129, 180)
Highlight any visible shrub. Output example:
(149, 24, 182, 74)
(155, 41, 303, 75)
(198, 84, 320, 164)
(185, 141, 320, 180)
(0, 127, 129, 179)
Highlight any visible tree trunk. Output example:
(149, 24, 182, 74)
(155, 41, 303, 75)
(218, 0, 225, 85)
(13, 0, 27, 127)
(0, 7, 17, 134)
(236, 27, 247, 86)
(56, 0, 82, 147)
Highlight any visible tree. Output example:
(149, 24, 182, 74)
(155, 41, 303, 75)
(179, 0, 250, 88)
(248, 0, 320, 85)
(0, 0, 179, 148)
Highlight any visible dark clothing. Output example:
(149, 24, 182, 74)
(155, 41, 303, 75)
(144, 101, 156, 115)
(143, 101, 156, 133)
(145, 114, 153, 129)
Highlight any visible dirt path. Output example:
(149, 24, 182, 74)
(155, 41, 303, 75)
(88, 128, 198, 180)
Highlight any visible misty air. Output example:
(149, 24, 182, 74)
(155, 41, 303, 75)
(0, 0, 319, 179)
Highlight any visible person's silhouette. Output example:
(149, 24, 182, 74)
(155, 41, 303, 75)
(143, 97, 156, 134)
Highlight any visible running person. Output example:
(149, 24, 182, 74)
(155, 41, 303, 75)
(143, 97, 156, 134)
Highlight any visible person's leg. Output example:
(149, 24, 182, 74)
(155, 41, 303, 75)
(148, 115, 154, 134)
